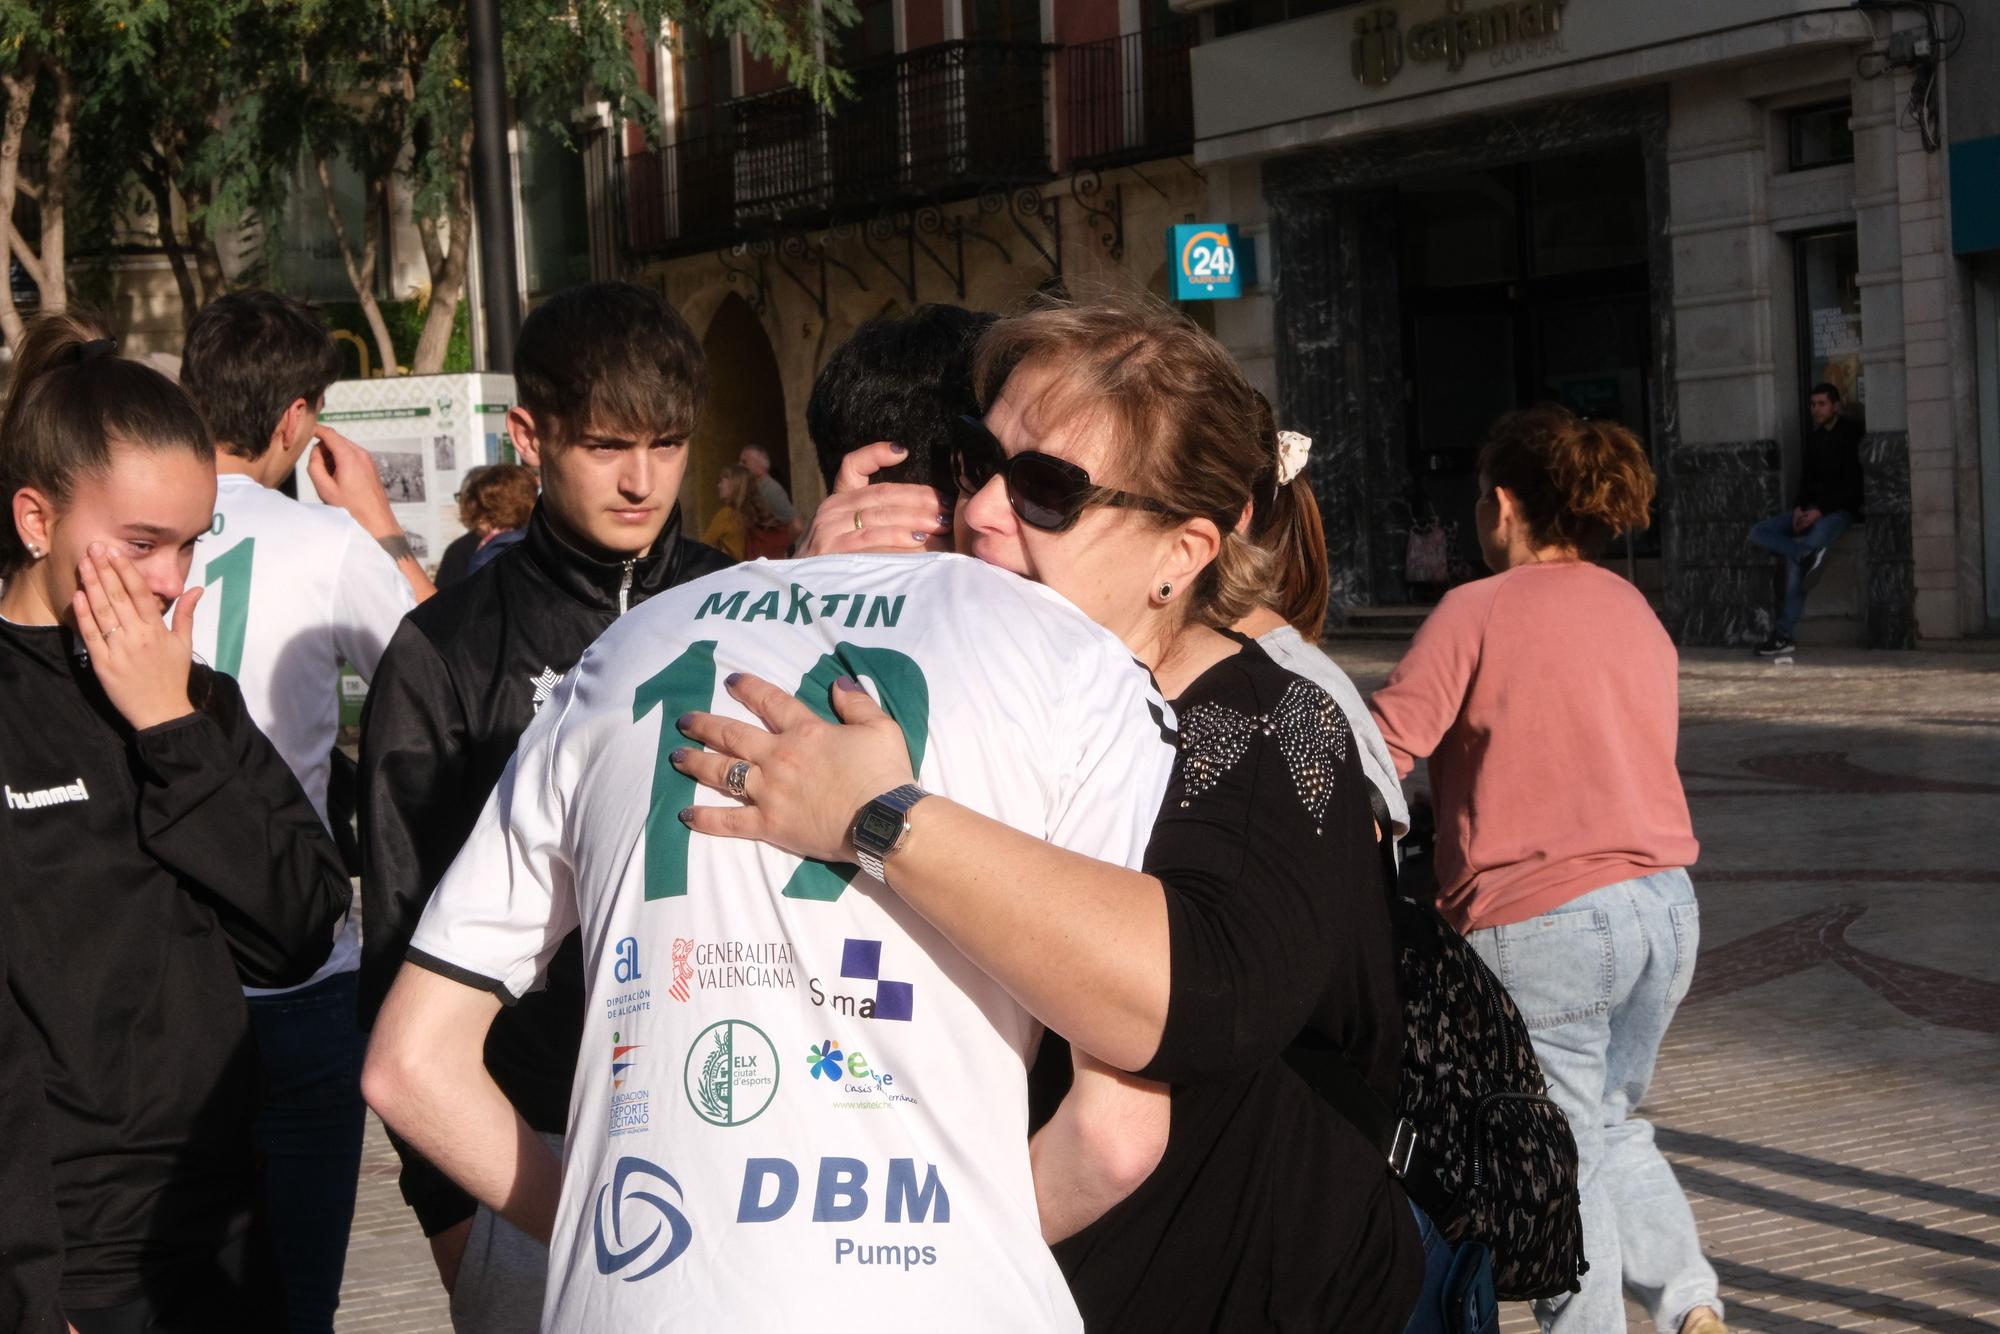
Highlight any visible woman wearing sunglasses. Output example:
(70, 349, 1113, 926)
(676, 300, 1428, 1332)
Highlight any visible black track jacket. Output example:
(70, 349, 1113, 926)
(357, 501, 729, 1234)
(0, 618, 351, 1316)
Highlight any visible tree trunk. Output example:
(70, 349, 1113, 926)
(184, 180, 228, 306)
(0, 61, 39, 350)
(314, 148, 399, 376)
(410, 129, 474, 374)
(37, 59, 74, 318)
(142, 165, 202, 331)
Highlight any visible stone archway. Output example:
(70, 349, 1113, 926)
(687, 292, 788, 539)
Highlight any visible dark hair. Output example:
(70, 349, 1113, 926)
(809, 305, 996, 496)
(466, 464, 538, 533)
(1810, 382, 1841, 404)
(973, 296, 1285, 630)
(181, 289, 342, 460)
(0, 310, 214, 575)
(1479, 405, 1655, 558)
(515, 282, 707, 446)
(719, 463, 779, 529)
(1247, 392, 1331, 640)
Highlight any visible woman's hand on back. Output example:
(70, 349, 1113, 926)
(73, 544, 200, 731)
(673, 673, 915, 865)
(798, 442, 950, 556)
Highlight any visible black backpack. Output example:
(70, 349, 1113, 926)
(1286, 801, 1588, 1301)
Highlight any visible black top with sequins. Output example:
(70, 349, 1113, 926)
(1047, 639, 1421, 1334)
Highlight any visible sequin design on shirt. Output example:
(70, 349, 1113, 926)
(1177, 680, 1353, 834)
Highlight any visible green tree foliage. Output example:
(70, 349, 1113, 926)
(0, 0, 856, 363)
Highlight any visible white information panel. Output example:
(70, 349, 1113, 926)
(297, 372, 517, 572)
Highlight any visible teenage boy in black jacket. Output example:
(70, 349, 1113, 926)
(356, 282, 729, 1325)
(1749, 381, 1865, 655)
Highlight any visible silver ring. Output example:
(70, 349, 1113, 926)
(724, 759, 752, 801)
(102, 624, 123, 637)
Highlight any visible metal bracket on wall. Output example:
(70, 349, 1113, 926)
(1069, 169, 1123, 262)
(759, 231, 870, 320)
(979, 186, 1062, 281)
(716, 243, 769, 314)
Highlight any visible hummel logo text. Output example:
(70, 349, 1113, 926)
(6, 778, 89, 811)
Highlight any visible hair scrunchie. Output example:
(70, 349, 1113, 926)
(69, 337, 118, 366)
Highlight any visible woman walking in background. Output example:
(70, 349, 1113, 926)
(1370, 405, 1724, 1334)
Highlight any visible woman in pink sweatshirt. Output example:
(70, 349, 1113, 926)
(1370, 406, 1724, 1334)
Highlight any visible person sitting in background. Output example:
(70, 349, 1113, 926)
(462, 464, 538, 577)
(1748, 381, 1864, 657)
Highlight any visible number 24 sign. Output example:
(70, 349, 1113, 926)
(1169, 223, 1254, 301)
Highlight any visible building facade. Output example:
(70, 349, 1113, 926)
(1183, 0, 1994, 645)
(604, 0, 1216, 537)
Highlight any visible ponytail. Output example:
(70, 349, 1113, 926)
(0, 310, 212, 574)
(1479, 405, 1654, 558)
(1245, 391, 1331, 640)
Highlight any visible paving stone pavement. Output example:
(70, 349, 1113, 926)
(335, 645, 2000, 1332)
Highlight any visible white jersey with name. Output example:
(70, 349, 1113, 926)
(192, 472, 416, 992)
(409, 553, 1176, 1334)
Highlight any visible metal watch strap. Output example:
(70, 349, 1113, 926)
(852, 783, 929, 883)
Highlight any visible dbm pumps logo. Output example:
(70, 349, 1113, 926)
(593, 1157, 693, 1282)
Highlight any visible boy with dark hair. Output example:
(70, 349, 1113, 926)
(808, 303, 994, 492)
(180, 288, 430, 1333)
(800, 305, 992, 555)
(356, 280, 728, 1329)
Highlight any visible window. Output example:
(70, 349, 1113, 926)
(1787, 101, 1853, 171)
(1795, 228, 1864, 419)
(963, 0, 1040, 43)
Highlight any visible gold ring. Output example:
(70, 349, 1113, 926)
(853, 510, 864, 532)
(102, 624, 123, 637)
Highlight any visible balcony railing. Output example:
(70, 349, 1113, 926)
(618, 29, 1195, 258)
(1064, 20, 1198, 169)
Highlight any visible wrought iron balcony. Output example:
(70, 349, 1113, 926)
(1063, 20, 1198, 169)
(620, 39, 1056, 257)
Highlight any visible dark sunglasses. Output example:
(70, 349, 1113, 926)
(950, 415, 1175, 534)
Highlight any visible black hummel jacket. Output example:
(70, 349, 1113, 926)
(0, 617, 350, 1318)
(357, 500, 729, 1235)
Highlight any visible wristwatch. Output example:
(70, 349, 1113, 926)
(851, 784, 929, 883)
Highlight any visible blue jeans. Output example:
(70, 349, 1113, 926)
(1748, 510, 1854, 637)
(1467, 871, 1719, 1334)
(246, 969, 368, 1334)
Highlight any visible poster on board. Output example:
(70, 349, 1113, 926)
(296, 373, 517, 572)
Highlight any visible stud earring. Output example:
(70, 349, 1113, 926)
(1158, 582, 1173, 600)
(26, 543, 41, 559)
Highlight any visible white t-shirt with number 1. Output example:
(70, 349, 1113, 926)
(408, 552, 1176, 1334)
(191, 472, 416, 993)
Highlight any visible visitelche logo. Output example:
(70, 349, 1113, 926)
(5, 778, 89, 811)
(804, 1037, 915, 1109)
(592, 1156, 692, 1282)
(682, 1019, 780, 1127)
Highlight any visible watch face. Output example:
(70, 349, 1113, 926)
(857, 808, 902, 847)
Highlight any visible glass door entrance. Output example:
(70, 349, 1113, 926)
(1397, 143, 1652, 595)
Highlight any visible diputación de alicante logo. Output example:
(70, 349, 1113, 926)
(682, 1019, 780, 1127)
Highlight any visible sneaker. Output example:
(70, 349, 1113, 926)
(1681, 1309, 1730, 1334)
(1755, 635, 1796, 656)
(1801, 547, 1829, 593)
